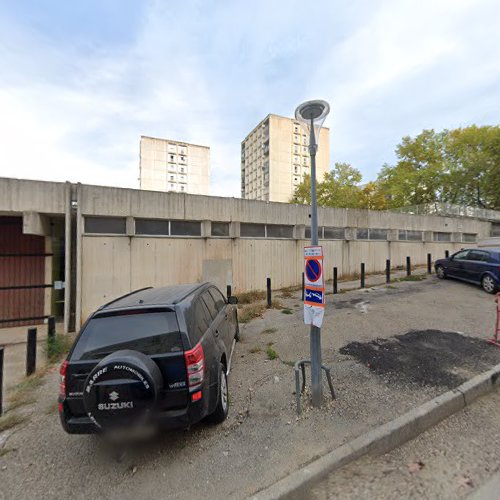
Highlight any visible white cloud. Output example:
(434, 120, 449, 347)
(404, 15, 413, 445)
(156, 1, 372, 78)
(0, 0, 498, 194)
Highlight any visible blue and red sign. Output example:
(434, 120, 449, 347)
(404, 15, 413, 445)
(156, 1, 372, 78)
(305, 259, 321, 283)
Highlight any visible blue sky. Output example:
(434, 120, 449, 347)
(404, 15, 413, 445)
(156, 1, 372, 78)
(0, 0, 498, 196)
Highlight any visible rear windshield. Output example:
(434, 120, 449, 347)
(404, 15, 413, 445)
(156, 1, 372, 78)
(71, 310, 183, 361)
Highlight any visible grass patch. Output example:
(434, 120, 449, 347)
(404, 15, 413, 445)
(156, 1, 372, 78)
(0, 413, 26, 433)
(7, 368, 49, 411)
(239, 303, 267, 323)
(45, 334, 73, 363)
(261, 327, 277, 335)
(266, 346, 278, 360)
(281, 308, 293, 314)
(249, 346, 261, 354)
(394, 274, 427, 283)
(0, 447, 16, 458)
(277, 286, 299, 299)
(270, 299, 283, 309)
(237, 290, 266, 305)
(385, 285, 397, 289)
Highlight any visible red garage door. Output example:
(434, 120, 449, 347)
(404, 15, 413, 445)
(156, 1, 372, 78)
(0, 216, 50, 327)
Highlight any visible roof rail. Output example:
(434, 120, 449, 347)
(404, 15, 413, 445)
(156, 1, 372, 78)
(97, 287, 153, 311)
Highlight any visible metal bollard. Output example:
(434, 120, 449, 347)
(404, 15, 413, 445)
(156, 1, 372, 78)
(333, 267, 338, 294)
(445, 250, 450, 258)
(266, 278, 272, 308)
(226, 285, 232, 300)
(360, 263, 365, 288)
(406, 256, 411, 276)
(48, 316, 56, 341)
(26, 327, 37, 376)
(301, 272, 305, 301)
(427, 253, 432, 274)
(0, 346, 4, 416)
(386, 259, 391, 283)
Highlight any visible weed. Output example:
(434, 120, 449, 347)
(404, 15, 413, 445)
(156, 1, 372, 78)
(7, 369, 49, 410)
(270, 299, 283, 309)
(266, 341, 274, 347)
(385, 285, 397, 289)
(239, 303, 267, 323)
(261, 327, 277, 335)
(281, 359, 295, 367)
(266, 347, 278, 360)
(0, 414, 26, 433)
(249, 346, 261, 354)
(281, 309, 293, 314)
(237, 290, 266, 305)
(45, 334, 73, 363)
(277, 286, 298, 299)
(394, 274, 427, 283)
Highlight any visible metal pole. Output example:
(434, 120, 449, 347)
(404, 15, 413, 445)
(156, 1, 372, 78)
(386, 259, 391, 283)
(333, 267, 338, 294)
(48, 316, 56, 341)
(26, 327, 37, 376)
(445, 250, 449, 258)
(226, 285, 232, 300)
(0, 346, 4, 416)
(309, 119, 322, 407)
(266, 278, 272, 308)
(360, 263, 365, 288)
(427, 253, 432, 274)
(406, 256, 411, 276)
(301, 272, 305, 301)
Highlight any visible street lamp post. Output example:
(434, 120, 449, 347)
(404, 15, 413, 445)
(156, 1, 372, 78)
(295, 99, 330, 407)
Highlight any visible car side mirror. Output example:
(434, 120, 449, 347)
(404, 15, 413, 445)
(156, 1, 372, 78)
(228, 296, 238, 305)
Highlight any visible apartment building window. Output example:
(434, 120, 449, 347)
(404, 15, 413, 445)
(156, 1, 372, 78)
(180, 186, 185, 192)
(369, 229, 388, 240)
(356, 228, 369, 240)
(323, 227, 345, 239)
(433, 231, 451, 242)
(211, 222, 230, 237)
(305, 227, 323, 240)
(169, 175, 175, 181)
(84, 216, 127, 234)
(240, 223, 266, 238)
(169, 183, 175, 190)
(462, 233, 477, 243)
(294, 166, 298, 174)
(266, 224, 294, 238)
(171, 221, 201, 236)
(169, 154, 175, 162)
(399, 230, 423, 241)
(135, 219, 169, 236)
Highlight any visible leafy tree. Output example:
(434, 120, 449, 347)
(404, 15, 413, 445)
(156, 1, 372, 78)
(358, 181, 388, 210)
(377, 129, 447, 208)
(443, 125, 500, 209)
(290, 163, 363, 208)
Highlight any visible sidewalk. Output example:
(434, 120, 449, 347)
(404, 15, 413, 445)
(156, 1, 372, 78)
(0, 322, 65, 391)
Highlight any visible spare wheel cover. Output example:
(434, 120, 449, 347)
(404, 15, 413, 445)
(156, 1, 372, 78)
(83, 350, 163, 430)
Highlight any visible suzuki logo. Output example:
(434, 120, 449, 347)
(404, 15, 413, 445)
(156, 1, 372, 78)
(109, 391, 119, 401)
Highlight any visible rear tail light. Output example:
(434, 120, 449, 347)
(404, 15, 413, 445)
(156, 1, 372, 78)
(59, 360, 68, 401)
(184, 343, 204, 392)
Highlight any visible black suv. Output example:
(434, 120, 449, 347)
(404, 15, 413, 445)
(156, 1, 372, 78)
(59, 283, 239, 434)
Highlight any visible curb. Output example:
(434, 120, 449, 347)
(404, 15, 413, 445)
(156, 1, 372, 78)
(251, 363, 500, 500)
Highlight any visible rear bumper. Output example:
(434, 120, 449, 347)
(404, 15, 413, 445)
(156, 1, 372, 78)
(59, 395, 209, 435)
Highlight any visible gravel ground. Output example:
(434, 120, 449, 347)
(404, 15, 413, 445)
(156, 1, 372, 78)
(310, 389, 500, 499)
(0, 275, 498, 499)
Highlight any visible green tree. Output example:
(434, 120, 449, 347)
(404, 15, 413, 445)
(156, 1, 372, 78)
(290, 162, 363, 208)
(443, 125, 500, 209)
(358, 181, 388, 210)
(377, 129, 447, 208)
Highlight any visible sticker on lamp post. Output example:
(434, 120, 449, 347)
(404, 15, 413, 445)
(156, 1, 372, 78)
(304, 246, 325, 327)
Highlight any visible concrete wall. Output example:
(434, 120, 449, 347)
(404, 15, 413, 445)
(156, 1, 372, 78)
(0, 177, 495, 328)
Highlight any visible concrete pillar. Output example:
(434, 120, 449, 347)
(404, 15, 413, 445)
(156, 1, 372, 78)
(201, 220, 211, 238)
(387, 229, 399, 241)
(423, 231, 434, 242)
(294, 224, 305, 240)
(229, 221, 240, 239)
(63, 182, 72, 334)
(345, 227, 357, 240)
(126, 216, 135, 236)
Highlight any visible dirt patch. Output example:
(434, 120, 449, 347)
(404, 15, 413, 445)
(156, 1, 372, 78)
(339, 330, 500, 389)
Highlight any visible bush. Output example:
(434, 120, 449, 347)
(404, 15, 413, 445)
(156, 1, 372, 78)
(46, 334, 73, 363)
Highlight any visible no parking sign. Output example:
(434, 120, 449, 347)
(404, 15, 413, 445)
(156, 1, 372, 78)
(304, 246, 325, 327)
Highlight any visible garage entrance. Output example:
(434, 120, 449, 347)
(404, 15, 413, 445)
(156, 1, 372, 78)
(0, 216, 51, 327)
